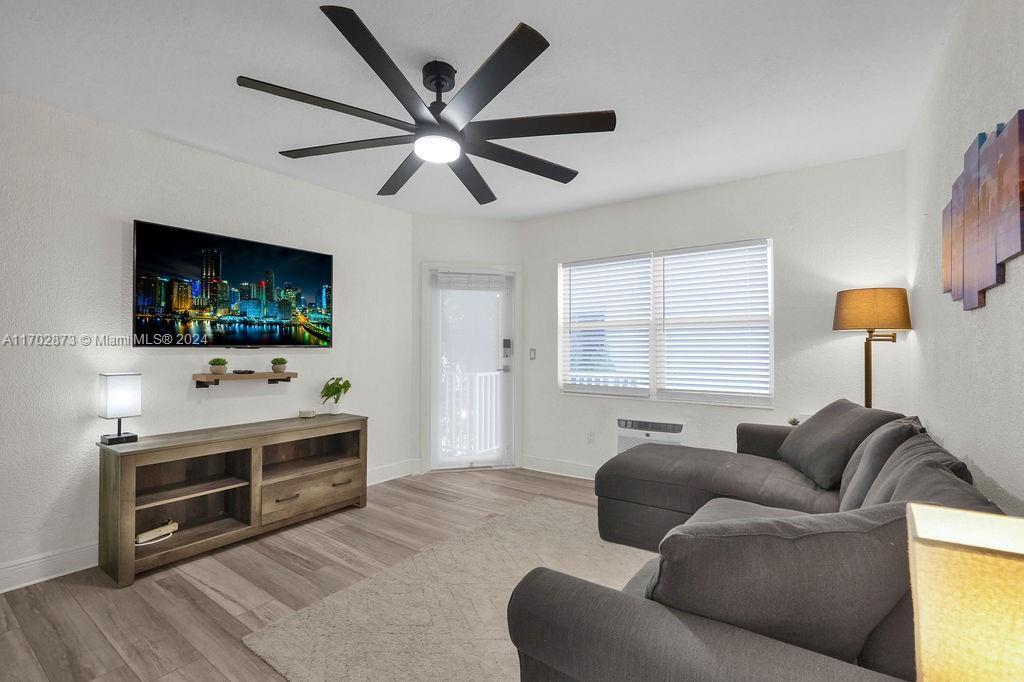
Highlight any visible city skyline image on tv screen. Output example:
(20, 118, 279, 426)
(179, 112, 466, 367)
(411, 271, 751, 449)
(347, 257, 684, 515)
(133, 221, 332, 347)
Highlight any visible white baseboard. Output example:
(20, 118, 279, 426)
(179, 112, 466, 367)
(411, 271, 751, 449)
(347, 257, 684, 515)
(522, 455, 598, 480)
(0, 458, 419, 594)
(0, 543, 98, 594)
(367, 458, 419, 485)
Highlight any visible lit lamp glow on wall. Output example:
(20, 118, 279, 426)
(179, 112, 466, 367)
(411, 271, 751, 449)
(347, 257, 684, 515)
(98, 372, 142, 445)
(908, 503, 1024, 681)
(832, 287, 911, 408)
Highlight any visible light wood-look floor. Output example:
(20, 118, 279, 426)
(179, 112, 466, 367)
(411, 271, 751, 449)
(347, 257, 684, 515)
(1, 469, 594, 682)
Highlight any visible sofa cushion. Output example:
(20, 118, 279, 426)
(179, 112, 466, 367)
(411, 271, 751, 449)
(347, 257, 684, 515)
(861, 434, 973, 507)
(858, 593, 916, 680)
(647, 502, 909, 663)
(595, 443, 839, 516)
(890, 459, 1002, 513)
(839, 417, 925, 511)
(621, 558, 660, 597)
(686, 497, 806, 525)
(778, 399, 903, 489)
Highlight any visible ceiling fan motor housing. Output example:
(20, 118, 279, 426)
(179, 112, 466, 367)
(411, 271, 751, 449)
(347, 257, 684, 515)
(422, 60, 457, 94)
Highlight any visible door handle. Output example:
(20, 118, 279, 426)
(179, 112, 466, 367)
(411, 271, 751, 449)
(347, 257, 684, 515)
(275, 493, 300, 503)
(496, 367, 510, 373)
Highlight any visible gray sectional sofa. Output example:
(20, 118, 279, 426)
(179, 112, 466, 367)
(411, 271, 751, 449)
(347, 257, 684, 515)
(507, 399, 1003, 681)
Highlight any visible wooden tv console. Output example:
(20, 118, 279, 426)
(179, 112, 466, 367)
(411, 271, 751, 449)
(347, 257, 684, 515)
(98, 413, 367, 587)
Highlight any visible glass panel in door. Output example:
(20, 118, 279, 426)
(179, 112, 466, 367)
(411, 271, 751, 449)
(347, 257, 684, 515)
(431, 272, 513, 469)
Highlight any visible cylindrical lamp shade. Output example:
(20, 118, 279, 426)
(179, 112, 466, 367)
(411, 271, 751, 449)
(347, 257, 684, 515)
(833, 287, 912, 330)
(98, 373, 142, 419)
(908, 503, 1024, 681)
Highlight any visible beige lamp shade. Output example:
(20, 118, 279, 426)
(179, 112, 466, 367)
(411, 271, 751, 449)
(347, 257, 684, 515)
(908, 503, 1024, 681)
(833, 287, 912, 330)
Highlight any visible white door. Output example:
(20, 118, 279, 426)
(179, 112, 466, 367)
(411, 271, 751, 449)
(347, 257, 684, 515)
(429, 270, 515, 469)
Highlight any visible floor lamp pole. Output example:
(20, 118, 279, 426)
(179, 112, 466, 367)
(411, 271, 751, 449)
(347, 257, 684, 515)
(864, 331, 873, 408)
(864, 330, 896, 409)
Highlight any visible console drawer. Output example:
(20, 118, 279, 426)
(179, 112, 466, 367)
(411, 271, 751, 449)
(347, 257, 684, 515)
(261, 465, 361, 525)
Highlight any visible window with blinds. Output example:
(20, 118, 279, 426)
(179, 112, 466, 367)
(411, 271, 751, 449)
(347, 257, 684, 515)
(558, 239, 772, 406)
(559, 256, 652, 396)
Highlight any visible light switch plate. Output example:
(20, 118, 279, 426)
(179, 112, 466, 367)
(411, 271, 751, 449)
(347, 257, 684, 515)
(529, 348, 536, 360)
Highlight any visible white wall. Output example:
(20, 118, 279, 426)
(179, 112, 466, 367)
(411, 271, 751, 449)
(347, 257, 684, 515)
(520, 153, 909, 478)
(0, 92, 418, 589)
(904, 0, 1024, 513)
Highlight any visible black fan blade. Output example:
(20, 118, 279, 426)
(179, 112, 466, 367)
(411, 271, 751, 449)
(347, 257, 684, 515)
(464, 111, 616, 140)
(449, 155, 497, 204)
(320, 6, 434, 125)
(465, 140, 577, 183)
(236, 76, 415, 132)
(281, 135, 415, 159)
(440, 23, 549, 130)
(378, 152, 425, 195)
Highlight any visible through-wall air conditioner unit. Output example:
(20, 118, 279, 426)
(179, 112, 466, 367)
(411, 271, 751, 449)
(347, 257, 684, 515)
(616, 419, 684, 454)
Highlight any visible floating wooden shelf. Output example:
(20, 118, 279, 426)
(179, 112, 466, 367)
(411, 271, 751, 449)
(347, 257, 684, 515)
(135, 475, 250, 510)
(263, 453, 360, 486)
(191, 371, 297, 388)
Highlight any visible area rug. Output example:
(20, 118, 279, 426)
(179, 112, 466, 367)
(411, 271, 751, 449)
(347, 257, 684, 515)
(243, 498, 653, 681)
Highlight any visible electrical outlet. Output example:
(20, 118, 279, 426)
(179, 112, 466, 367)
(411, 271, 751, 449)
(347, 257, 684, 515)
(529, 348, 536, 360)
(586, 430, 596, 444)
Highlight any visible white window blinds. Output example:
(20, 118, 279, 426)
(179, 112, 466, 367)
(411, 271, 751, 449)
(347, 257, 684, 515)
(655, 240, 772, 405)
(558, 239, 772, 406)
(559, 256, 652, 396)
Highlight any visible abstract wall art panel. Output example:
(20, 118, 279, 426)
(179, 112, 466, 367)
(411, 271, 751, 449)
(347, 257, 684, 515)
(951, 173, 965, 302)
(962, 133, 984, 310)
(977, 128, 1003, 293)
(996, 112, 1024, 263)
(942, 110, 1024, 310)
(941, 201, 952, 293)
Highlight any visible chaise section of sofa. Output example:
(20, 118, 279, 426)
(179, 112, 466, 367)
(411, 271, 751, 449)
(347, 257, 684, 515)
(595, 424, 841, 551)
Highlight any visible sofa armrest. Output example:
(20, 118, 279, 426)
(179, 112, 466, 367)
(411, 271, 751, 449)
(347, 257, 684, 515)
(508, 568, 899, 682)
(736, 422, 794, 459)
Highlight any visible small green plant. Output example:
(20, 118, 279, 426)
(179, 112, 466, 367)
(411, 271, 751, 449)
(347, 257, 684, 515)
(321, 376, 352, 404)
(787, 417, 800, 426)
(209, 358, 228, 366)
(271, 357, 288, 365)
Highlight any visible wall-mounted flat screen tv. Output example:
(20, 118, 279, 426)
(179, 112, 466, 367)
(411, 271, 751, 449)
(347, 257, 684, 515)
(133, 220, 332, 347)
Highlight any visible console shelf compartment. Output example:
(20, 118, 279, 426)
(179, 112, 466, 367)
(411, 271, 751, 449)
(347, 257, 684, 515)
(135, 475, 250, 510)
(263, 453, 360, 485)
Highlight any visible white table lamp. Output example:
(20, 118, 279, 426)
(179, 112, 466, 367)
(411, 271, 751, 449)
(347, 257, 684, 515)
(908, 502, 1024, 681)
(98, 372, 142, 445)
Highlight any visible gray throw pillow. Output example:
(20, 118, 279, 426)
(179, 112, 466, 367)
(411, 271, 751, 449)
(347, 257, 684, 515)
(839, 417, 924, 511)
(861, 433, 972, 507)
(647, 503, 909, 662)
(777, 399, 903, 489)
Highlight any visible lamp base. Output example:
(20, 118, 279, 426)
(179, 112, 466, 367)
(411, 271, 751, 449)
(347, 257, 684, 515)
(101, 432, 138, 445)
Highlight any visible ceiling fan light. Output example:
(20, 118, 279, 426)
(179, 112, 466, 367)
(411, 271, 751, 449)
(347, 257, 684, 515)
(414, 135, 461, 164)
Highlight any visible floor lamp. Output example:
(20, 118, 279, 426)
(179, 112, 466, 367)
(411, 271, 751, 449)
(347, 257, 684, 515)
(832, 288, 911, 408)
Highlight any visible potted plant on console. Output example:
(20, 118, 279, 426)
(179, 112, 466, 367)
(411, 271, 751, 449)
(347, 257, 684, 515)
(321, 376, 352, 415)
(209, 357, 228, 375)
(271, 357, 288, 373)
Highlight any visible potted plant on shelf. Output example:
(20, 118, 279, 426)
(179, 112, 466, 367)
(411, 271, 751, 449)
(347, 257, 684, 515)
(209, 357, 228, 375)
(271, 357, 288, 373)
(321, 376, 352, 415)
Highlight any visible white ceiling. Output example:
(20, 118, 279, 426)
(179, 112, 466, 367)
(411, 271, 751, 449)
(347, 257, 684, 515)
(0, 0, 960, 221)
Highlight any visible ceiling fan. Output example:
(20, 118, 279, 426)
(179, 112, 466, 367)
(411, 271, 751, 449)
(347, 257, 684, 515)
(236, 5, 616, 204)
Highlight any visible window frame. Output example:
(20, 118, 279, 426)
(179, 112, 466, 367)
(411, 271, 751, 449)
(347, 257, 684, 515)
(557, 239, 774, 408)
